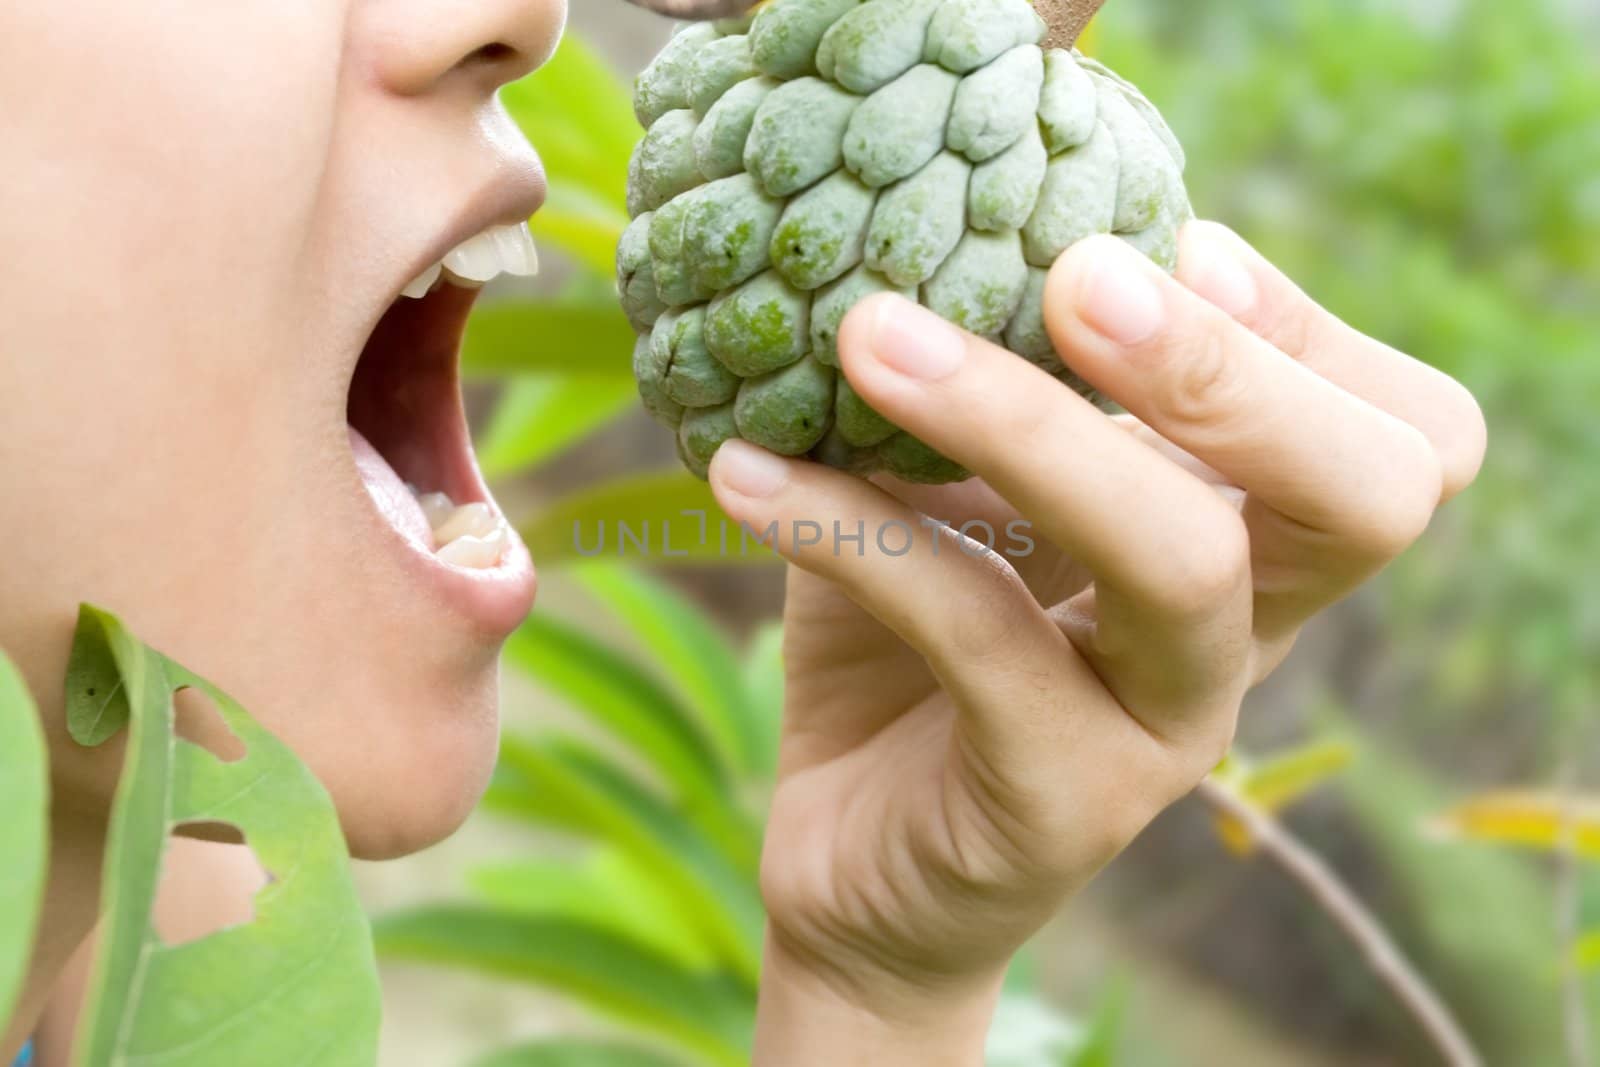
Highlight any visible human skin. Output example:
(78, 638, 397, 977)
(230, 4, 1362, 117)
(716, 228, 1487, 1062)
(0, 0, 563, 1055)
(0, 1, 1487, 1064)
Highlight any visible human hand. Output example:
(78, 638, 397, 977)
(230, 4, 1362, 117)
(707, 222, 1487, 1065)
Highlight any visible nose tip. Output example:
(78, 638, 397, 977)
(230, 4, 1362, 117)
(369, 0, 568, 97)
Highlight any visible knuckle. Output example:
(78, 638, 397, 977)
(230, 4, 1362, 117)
(1150, 326, 1248, 429)
(938, 551, 1036, 661)
(1155, 508, 1252, 619)
(1436, 379, 1489, 499)
(1361, 430, 1444, 557)
(1256, 289, 1335, 362)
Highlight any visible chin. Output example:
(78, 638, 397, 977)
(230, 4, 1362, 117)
(317, 666, 505, 862)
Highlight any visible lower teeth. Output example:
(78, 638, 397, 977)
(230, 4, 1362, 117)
(407, 486, 509, 569)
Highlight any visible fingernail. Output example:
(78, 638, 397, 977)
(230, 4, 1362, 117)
(868, 295, 965, 380)
(1078, 246, 1167, 346)
(713, 439, 790, 498)
(1185, 233, 1258, 318)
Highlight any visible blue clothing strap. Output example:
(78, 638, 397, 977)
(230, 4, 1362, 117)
(12, 1040, 31, 1067)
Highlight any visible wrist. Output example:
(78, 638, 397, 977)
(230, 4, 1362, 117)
(752, 931, 1003, 1067)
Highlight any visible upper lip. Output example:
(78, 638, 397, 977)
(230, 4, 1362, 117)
(402, 150, 547, 299)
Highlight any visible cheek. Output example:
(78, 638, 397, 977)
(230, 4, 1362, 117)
(0, 2, 508, 856)
(0, 1, 341, 382)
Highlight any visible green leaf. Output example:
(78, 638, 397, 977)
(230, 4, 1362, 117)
(467, 848, 719, 971)
(487, 735, 764, 983)
(504, 615, 729, 808)
(65, 605, 380, 1067)
(0, 650, 48, 1028)
(461, 298, 636, 379)
(519, 470, 779, 568)
(1065, 980, 1129, 1067)
(570, 563, 765, 781)
(532, 185, 630, 279)
(1576, 931, 1600, 973)
(374, 908, 751, 1067)
(740, 622, 786, 781)
(470, 1039, 685, 1067)
(501, 34, 638, 210)
(983, 994, 1083, 1067)
(479, 375, 637, 479)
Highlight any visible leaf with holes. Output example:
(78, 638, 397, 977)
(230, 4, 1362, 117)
(64, 605, 380, 1067)
(0, 650, 48, 1029)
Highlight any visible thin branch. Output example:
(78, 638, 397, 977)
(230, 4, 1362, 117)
(1196, 778, 1483, 1067)
(1558, 760, 1594, 1067)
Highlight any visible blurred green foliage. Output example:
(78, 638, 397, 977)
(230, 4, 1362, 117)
(1101, 1, 1600, 1057)
(377, 565, 1113, 1065)
(387, 0, 1600, 1061)
(1098, 0, 1600, 732)
(0, 651, 47, 1032)
(376, 564, 775, 1067)
(0, 610, 381, 1066)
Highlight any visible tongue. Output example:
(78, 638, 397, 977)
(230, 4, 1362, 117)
(349, 425, 435, 550)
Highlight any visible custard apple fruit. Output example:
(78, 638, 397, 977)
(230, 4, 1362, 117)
(621, 0, 1192, 483)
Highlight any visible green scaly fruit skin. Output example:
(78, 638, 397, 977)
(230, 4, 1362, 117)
(621, 0, 1193, 484)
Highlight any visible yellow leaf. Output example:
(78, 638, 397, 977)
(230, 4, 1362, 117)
(1241, 740, 1356, 814)
(1428, 791, 1600, 859)
(1576, 931, 1600, 973)
(1214, 816, 1256, 857)
(1076, 19, 1101, 56)
(1211, 740, 1354, 856)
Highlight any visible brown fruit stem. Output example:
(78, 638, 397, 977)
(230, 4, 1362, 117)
(1035, 0, 1109, 49)
(623, 0, 1108, 46)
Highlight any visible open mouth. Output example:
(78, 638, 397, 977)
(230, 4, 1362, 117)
(345, 222, 539, 575)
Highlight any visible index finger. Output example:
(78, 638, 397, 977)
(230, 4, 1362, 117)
(1174, 222, 1487, 501)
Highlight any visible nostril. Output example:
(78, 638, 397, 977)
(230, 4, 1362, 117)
(466, 42, 517, 66)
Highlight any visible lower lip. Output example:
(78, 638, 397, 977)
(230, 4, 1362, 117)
(349, 425, 537, 637)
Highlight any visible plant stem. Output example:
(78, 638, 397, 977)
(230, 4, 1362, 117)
(1195, 777, 1484, 1067)
(1036, 0, 1110, 49)
(1558, 760, 1594, 1067)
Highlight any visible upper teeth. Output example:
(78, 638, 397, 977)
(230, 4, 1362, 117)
(402, 222, 539, 299)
